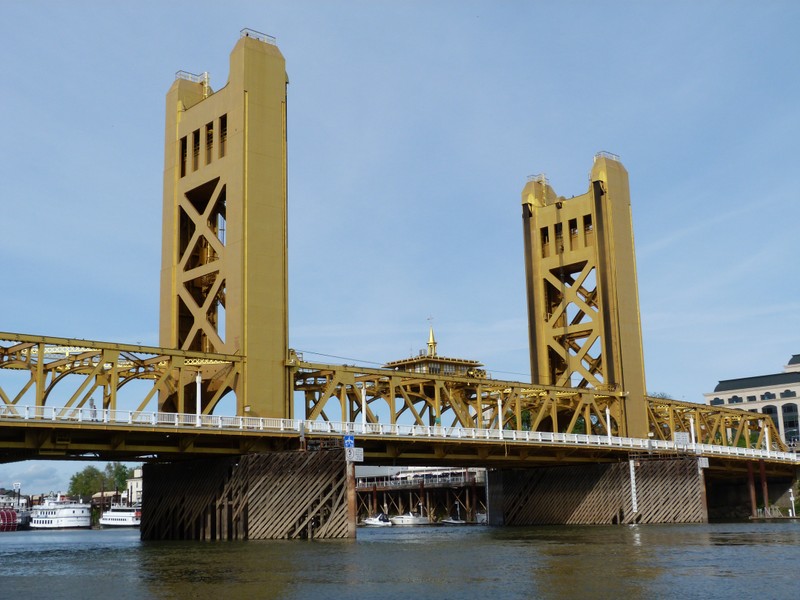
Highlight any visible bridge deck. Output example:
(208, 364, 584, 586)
(0, 405, 796, 472)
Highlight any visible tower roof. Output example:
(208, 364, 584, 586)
(383, 328, 483, 376)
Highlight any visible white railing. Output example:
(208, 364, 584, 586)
(240, 28, 276, 45)
(0, 404, 797, 464)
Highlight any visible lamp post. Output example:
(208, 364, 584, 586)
(195, 371, 202, 427)
(497, 398, 505, 435)
(361, 384, 366, 430)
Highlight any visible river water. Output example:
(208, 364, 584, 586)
(1, 522, 799, 599)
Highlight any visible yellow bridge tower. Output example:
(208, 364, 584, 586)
(521, 153, 648, 437)
(160, 30, 289, 418)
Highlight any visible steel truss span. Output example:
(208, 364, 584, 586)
(0, 332, 242, 416)
(292, 360, 789, 453)
(0, 334, 789, 460)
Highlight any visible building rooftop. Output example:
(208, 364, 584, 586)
(714, 371, 800, 393)
(383, 327, 484, 377)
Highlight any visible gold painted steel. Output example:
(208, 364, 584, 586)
(292, 359, 787, 454)
(160, 32, 289, 419)
(0, 33, 790, 473)
(0, 332, 241, 416)
(521, 155, 648, 437)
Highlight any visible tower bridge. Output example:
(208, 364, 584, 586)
(1, 30, 797, 538)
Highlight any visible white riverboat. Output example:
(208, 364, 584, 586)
(389, 512, 430, 526)
(362, 512, 392, 527)
(30, 493, 91, 529)
(99, 503, 141, 527)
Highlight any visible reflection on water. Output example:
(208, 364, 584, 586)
(1, 523, 799, 599)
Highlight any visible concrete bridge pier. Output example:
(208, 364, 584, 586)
(706, 460, 796, 520)
(488, 455, 709, 525)
(141, 449, 355, 540)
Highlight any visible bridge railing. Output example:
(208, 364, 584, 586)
(0, 405, 797, 464)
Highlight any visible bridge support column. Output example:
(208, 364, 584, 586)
(759, 459, 769, 509)
(498, 455, 707, 525)
(747, 462, 758, 518)
(346, 461, 357, 538)
(486, 469, 505, 526)
(141, 449, 351, 540)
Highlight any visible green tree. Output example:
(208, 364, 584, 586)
(104, 462, 134, 492)
(68, 462, 136, 498)
(68, 465, 106, 498)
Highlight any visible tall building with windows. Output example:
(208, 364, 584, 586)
(704, 355, 800, 444)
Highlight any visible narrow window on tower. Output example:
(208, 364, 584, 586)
(205, 121, 213, 165)
(180, 136, 187, 178)
(554, 223, 563, 253)
(219, 114, 227, 158)
(192, 129, 200, 171)
(568, 218, 578, 250)
(540, 226, 550, 258)
(583, 214, 593, 246)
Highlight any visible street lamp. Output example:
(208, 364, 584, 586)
(195, 371, 202, 427)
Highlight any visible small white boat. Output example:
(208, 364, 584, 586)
(99, 503, 141, 527)
(390, 512, 430, 526)
(30, 493, 91, 529)
(363, 513, 392, 527)
(441, 503, 467, 525)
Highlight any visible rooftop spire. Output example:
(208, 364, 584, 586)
(427, 325, 437, 357)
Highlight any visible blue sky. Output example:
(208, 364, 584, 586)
(1, 1, 798, 493)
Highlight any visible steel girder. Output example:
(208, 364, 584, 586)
(646, 395, 788, 452)
(0, 332, 241, 416)
(293, 361, 625, 436)
(293, 362, 786, 450)
(1, 336, 785, 453)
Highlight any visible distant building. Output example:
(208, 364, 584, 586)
(383, 327, 485, 378)
(704, 355, 800, 444)
(126, 468, 143, 505)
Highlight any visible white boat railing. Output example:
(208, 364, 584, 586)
(0, 404, 797, 464)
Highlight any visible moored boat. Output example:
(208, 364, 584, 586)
(0, 508, 18, 531)
(30, 493, 91, 529)
(390, 512, 430, 526)
(99, 503, 141, 527)
(441, 516, 467, 525)
(0, 490, 31, 531)
(441, 503, 467, 525)
(363, 512, 392, 527)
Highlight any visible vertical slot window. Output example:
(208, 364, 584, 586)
(192, 129, 200, 171)
(180, 136, 187, 178)
(554, 223, 563, 253)
(205, 122, 213, 165)
(219, 114, 227, 158)
(568, 218, 578, 250)
(583, 214, 593, 246)
(540, 226, 550, 258)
